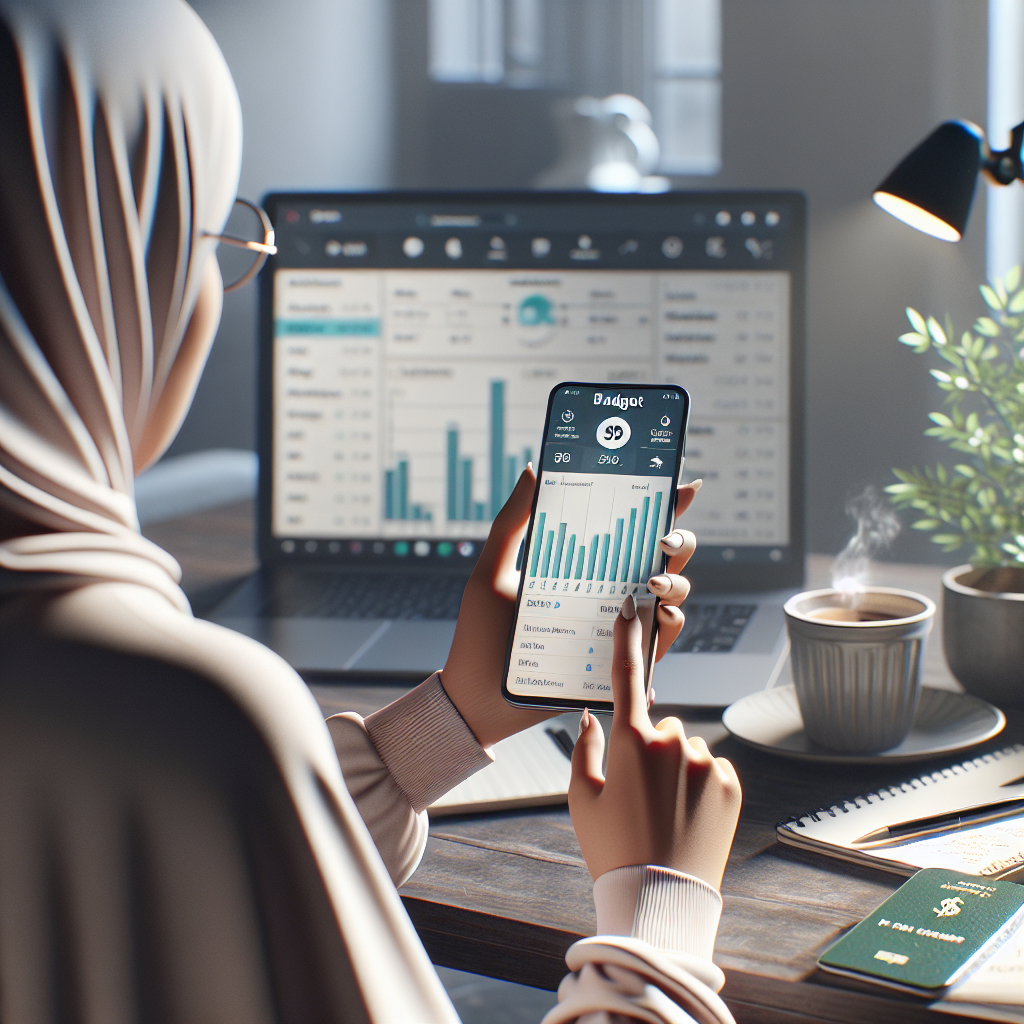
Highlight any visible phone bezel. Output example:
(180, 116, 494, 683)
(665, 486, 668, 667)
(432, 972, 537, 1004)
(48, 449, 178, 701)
(501, 381, 690, 713)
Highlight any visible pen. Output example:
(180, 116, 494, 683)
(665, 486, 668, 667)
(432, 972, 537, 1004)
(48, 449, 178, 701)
(852, 795, 1024, 846)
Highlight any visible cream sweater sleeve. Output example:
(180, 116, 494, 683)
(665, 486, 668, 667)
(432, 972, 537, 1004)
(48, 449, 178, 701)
(544, 866, 735, 1024)
(325, 672, 492, 886)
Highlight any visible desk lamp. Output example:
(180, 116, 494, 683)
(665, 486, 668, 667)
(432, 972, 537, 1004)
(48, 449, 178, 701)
(873, 119, 1024, 240)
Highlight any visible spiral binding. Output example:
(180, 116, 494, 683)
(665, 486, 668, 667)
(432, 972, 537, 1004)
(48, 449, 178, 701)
(775, 742, 1024, 830)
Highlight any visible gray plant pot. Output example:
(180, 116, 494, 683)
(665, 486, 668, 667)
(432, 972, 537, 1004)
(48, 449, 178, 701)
(942, 565, 1024, 709)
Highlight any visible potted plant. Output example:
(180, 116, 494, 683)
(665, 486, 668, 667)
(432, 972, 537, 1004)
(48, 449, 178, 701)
(886, 266, 1024, 708)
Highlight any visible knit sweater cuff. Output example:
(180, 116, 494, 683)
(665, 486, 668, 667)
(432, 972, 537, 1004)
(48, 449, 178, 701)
(364, 671, 493, 813)
(592, 865, 723, 960)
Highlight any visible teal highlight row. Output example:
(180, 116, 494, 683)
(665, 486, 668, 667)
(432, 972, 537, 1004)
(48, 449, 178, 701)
(276, 318, 380, 336)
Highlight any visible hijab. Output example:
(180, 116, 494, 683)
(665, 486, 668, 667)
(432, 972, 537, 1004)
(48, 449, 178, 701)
(0, 0, 242, 611)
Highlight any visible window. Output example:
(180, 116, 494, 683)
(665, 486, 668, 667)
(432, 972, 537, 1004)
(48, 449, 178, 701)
(427, 0, 722, 176)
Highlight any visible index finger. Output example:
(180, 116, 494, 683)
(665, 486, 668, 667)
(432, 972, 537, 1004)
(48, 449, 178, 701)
(610, 594, 653, 734)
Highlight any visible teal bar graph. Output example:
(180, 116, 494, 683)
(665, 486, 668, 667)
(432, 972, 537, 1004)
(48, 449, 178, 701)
(551, 523, 567, 579)
(608, 518, 624, 580)
(524, 487, 669, 588)
(385, 378, 536, 524)
(642, 490, 664, 580)
(630, 497, 650, 584)
(529, 512, 546, 576)
(620, 508, 637, 582)
(540, 530, 555, 576)
(596, 533, 611, 581)
(490, 380, 505, 518)
(461, 459, 473, 520)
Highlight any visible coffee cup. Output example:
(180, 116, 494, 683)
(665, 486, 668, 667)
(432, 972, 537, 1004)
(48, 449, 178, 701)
(783, 587, 936, 754)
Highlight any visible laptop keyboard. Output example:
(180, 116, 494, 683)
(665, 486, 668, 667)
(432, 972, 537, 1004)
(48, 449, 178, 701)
(669, 603, 757, 653)
(261, 571, 469, 620)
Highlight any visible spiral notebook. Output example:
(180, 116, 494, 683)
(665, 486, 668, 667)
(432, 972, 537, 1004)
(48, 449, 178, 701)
(776, 744, 1024, 880)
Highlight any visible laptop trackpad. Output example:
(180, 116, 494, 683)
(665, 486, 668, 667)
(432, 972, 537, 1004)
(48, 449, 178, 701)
(214, 617, 390, 672)
(350, 620, 458, 673)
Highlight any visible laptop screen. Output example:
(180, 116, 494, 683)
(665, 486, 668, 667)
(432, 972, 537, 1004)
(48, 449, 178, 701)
(259, 191, 805, 591)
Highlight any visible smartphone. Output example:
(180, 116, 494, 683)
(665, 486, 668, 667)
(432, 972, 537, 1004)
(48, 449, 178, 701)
(502, 382, 690, 713)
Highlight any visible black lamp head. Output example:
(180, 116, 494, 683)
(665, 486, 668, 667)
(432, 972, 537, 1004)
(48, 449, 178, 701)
(873, 120, 984, 241)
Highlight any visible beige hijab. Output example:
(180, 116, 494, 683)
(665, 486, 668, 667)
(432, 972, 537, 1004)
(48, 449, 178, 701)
(0, 0, 242, 611)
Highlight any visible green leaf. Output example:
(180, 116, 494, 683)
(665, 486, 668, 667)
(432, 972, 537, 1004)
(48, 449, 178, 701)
(954, 464, 976, 477)
(981, 284, 1003, 309)
(1006, 265, 1021, 292)
(976, 317, 1000, 336)
(928, 412, 953, 427)
(885, 482, 917, 495)
(1010, 289, 1024, 313)
(931, 534, 962, 545)
(906, 307, 927, 333)
(927, 317, 947, 346)
(912, 519, 941, 530)
(899, 332, 927, 347)
(982, 344, 1000, 360)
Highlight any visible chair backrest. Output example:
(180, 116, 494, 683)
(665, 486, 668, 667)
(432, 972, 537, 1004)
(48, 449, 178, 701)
(0, 630, 422, 1024)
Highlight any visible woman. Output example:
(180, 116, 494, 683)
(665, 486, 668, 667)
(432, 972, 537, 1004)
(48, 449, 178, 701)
(0, 1, 741, 1020)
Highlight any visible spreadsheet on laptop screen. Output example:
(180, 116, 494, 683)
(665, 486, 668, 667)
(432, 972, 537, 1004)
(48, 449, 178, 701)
(262, 193, 804, 569)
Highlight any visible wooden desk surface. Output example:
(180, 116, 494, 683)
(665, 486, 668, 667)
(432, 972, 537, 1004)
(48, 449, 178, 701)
(146, 501, 1024, 1023)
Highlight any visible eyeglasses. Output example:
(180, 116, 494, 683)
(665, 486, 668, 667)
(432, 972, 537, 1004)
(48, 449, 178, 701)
(203, 198, 278, 292)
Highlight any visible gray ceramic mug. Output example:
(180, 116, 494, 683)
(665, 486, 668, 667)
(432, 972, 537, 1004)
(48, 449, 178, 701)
(783, 587, 936, 754)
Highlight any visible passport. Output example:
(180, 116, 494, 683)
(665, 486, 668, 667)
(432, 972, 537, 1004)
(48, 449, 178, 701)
(818, 868, 1024, 995)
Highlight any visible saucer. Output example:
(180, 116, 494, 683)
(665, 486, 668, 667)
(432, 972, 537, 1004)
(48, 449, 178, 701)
(721, 685, 1005, 764)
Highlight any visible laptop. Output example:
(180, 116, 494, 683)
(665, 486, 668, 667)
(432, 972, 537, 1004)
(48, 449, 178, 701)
(207, 190, 806, 706)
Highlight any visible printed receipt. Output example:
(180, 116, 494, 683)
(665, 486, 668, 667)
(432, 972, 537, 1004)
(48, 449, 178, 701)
(870, 818, 1024, 879)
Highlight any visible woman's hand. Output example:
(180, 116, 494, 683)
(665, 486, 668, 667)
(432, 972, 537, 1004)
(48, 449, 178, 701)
(569, 597, 742, 886)
(440, 467, 554, 748)
(440, 469, 702, 749)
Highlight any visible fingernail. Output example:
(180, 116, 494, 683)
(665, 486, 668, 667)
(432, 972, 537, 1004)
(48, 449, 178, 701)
(660, 530, 683, 550)
(648, 575, 670, 594)
(621, 593, 637, 620)
(577, 707, 590, 738)
(689, 478, 703, 493)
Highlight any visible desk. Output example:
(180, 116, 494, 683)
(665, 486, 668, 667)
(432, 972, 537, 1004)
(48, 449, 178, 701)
(146, 501, 1024, 1024)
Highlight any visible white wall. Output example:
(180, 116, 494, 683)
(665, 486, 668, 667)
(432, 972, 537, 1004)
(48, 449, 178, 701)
(167, 0, 393, 458)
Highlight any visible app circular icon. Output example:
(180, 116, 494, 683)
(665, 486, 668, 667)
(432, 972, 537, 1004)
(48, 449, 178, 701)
(660, 415, 671, 426)
(661, 236, 683, 258)
(458, 541, 475, 557)
(561, 410, 574, 423)
(596, 416, 631, 450)
(517, 293, 556, 347)
(414, 540, 430, 556)
(402, 236, 424, 258)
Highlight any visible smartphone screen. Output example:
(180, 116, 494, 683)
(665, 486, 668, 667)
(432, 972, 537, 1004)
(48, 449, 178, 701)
(502, 382, 689, 712)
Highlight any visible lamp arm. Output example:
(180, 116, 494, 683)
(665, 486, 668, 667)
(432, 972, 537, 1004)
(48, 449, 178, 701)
(983, 120, 1024, 185)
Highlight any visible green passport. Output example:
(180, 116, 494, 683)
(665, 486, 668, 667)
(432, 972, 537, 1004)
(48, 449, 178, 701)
(818, 868, 1024, 996)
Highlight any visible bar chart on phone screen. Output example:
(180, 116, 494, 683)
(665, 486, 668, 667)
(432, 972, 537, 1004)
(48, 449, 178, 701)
(524, 472, 675, 596)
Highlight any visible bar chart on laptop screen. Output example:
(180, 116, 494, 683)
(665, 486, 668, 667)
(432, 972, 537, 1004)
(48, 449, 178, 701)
(271, 268, 791, 546)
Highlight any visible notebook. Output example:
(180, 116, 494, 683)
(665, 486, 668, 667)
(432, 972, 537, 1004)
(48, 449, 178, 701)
(427, 716, 575, 817)
(776, 744, 1024, 880)
(207, 189, 807, 707)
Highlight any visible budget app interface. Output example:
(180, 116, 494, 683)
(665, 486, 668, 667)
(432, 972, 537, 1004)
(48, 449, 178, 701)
(503, 383, 689, 708)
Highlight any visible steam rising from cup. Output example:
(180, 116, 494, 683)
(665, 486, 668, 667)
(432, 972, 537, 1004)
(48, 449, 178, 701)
(831, 487, 901, 602)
